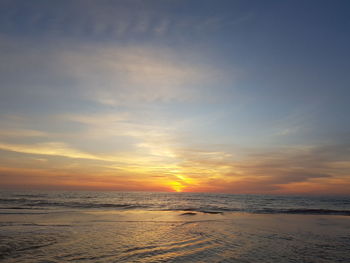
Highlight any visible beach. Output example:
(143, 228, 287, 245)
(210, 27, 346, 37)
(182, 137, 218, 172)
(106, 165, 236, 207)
(1, 1, 350, 262)
(1, 207, 349, 262)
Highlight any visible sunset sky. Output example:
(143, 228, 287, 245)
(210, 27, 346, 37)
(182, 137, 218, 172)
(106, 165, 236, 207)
(0, 0, 349, 194)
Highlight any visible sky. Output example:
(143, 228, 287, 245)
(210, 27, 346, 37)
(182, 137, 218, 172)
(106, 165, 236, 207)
(0, 0, 349, 195)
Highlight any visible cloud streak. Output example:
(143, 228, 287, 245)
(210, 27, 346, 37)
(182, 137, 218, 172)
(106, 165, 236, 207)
(0, 0, 252, 40)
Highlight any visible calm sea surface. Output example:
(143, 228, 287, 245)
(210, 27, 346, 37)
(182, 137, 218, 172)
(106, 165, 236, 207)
(1, 191, 350, 262)
(1, 191, 350, 215)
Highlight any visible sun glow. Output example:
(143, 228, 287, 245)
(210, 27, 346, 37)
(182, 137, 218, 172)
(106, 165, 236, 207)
(167, 174, 197, 192)
(169, 181, 185, 192)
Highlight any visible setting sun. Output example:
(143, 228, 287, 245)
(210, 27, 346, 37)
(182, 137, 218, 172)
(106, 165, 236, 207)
(169, 181, 185, 192)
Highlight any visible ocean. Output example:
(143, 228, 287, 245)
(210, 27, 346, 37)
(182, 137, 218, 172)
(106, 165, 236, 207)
(1, 191, 350, 262)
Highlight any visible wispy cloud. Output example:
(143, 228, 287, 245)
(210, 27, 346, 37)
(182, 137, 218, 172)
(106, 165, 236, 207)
(169, 142, 350, 194)
(0, 129, 47, 138)
(0, 0, 253, 39)
(0, 142, 99, 160)
(0, 37, 232, 109)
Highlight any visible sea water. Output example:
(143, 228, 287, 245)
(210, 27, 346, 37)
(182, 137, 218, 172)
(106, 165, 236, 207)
(1, 191, 349, 215)
(1, 191, 349, 262)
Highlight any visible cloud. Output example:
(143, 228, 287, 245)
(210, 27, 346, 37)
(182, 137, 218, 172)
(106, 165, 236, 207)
(0, 166, 171, 192)
(59, 44, 229, 105)
(0, 129, 47, 138)
(169, 142, 350, 194)
(0, 133, 349, 194)
(0, 0, 252, 39)
(0, 142, 100, 160)
(0, 36, 232, 110)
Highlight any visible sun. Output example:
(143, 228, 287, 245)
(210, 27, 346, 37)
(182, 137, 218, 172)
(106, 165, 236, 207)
(169, 181, 185, 192)
(166, 174, 196, 192)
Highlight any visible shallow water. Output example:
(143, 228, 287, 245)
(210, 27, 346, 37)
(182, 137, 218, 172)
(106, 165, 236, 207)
(1, 191, 350, 262)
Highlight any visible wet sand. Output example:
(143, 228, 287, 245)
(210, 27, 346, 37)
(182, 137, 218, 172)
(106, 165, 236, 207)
(1, 210, 349, 262)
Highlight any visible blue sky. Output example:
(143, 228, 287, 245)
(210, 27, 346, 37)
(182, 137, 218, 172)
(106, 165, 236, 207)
(0, 0, 349, 194)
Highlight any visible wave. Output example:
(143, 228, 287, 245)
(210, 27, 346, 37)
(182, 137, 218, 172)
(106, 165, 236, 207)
(13, 194, 48, 198)
(0, 198, 27, 203)
(258, 208, 350, 215)
(1, 194, 349, 215)
(0, 198, 149, 210)
(162, 207, 350, 216)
